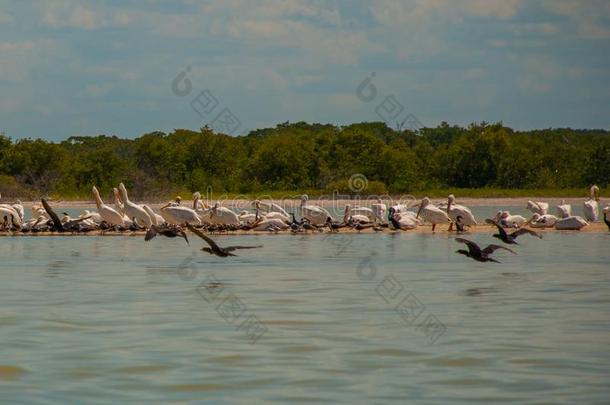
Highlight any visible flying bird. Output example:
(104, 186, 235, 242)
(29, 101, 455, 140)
(486, 219, 542, 245)
(455, 238, 516, 263)
(145, 224, 189, 245)
(187, 223, 262, 257)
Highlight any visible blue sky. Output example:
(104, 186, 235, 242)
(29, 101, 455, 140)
(0, 0, 609, 140)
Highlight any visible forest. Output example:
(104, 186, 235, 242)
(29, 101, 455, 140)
(0, 122, 608, 199)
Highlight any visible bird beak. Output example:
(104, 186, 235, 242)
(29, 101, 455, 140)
(416, 204, 423, 218)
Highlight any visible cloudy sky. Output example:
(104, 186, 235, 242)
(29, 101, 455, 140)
(1, 0, 609, 140)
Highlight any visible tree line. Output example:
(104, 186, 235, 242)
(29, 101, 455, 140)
(0, 122, 608, 199)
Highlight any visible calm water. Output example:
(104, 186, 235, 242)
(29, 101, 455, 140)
(1, 207, 609, 404)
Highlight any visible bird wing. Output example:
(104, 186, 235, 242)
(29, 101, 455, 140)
(41, 198, 64, 230)
(225, 245, 263, 252)
(178, 228, 189, 245)
(482, 244, 517, 255)
(455, 238, 481, 255)
(485, 218, 507, 238)
(511, 228, 542, 239)
(187, 223, 220, 250)
(144, 226, 157, 241)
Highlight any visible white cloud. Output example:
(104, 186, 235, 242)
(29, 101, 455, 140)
(198, 2, 381, 65)
(41, 1, 133, 30)
(517, 56, 563, 93)
(0, 39, 65, 81)
(0, 11, 13, 24)
(542, 0, 610, 39)
(369, 0, 523, 26)
(84, 83, 113, 98)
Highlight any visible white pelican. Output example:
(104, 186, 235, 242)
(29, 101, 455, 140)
(250, 217, 290, 232)
(252, 200, 289, 222)
(118, 183, 152, 228)
(446, 194, 477, 230)
(0, 203, 19, 218)
(112, 187, 134, 224)
(524, 213, 558, 228)
(78, 210, 102, 229)
(494, 211, 527, 228)
(416, 197, 450, 231)
(92, 186, 125, 226)
(583, 185, 600, 222)
(160, 205, 201, 225)
(0, 194, 22, 222)
(556, 200, 571, 219)
(300, 194, 332, 225)
(388, 207, 418, 230)
(80, 210, 102, 224)
(31, 204, 48, 220)
(350, 206, 376, 221)
(142, 205, 165, 226)
(21, 216, 47, 232)
(192, 192, 206, 211)
(343, 205, 372, 224)
(192, 192, 213, 224)
(210, 203, 240, 225)
(0, 206, 21, 228)
(371, 198, 387, 222)
(526, 201, 549, 216)
(555, 216, 588, 230)
(252, 200, 289, 219)
(238, 210, 259, 225)
(388, 204, 423, 226)
(10, 200, 24, 221)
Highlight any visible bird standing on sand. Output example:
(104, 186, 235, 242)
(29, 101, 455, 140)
(92, 186, 125, 227)
(556, 200, 572, 219)
(455, 215, 467, 234)
(416, 197, 450, 231)
(583, 185, 600, 222)
(187, 223, 262, 257)
(446, 194, 477, 231)
(455, 238, 516, 263)
(486, 219, 542, 245)
(526, 200, 549, 216)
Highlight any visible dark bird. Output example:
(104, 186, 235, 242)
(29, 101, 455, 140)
(603, 208, 610, 231)
(187, 223, 262, 257)
(41, 198, 65, 232)
(455, 215, 466, 234)
(290, 213, 301, 232)
(326, 216, 347, 232)
(354, 222, 375, 232)
(302, 219, 320, 232)
(145, 224, 189, 245)
(486, 219, 542, 245)
(455, 238, 516, 263)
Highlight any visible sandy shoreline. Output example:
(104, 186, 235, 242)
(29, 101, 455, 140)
(1, 222, 607, 237)
(14, 197, 609, 209)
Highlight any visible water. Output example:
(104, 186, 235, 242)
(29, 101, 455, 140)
(1, 211, 609, 403)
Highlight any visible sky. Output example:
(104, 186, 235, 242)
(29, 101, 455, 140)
(0, 0, 609, 141)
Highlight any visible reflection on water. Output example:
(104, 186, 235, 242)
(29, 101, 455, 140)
(0, 226, 609, 403)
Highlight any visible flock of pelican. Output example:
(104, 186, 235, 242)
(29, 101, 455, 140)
(0, 185, 608, 237)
